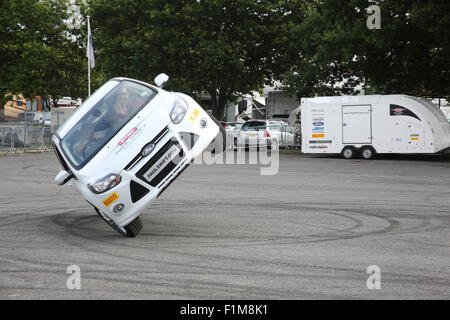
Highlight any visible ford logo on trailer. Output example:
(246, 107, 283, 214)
(313, 121, 324, 126)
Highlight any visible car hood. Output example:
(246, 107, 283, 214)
(74, 91, 176, 181)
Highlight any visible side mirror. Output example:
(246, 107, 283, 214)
(154, 73, 169, 88)
(55, 170, 73, 186)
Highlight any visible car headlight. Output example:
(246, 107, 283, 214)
(170, 98, 188, 124)
(88, 173, 122, 194)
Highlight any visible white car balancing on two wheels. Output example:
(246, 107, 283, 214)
(300, 95, 450, 159)
(52, 74, 225, 237)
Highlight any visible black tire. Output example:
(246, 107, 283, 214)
(361, 146, 376, 160)
(342, 146, 355, 159)
(94, 207, 143, 237)
(209, 115, 227, 153)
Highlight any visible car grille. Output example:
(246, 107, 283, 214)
(136, 139, 184, 187)
(124, 126, 169, 171)
(157, 161, 190, 198)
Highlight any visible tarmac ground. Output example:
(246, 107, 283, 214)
(0, 151, 449, 299)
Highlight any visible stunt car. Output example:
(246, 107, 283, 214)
(52, 74, 225, 237)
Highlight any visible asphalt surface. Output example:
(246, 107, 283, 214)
(0, 151, 449, 299)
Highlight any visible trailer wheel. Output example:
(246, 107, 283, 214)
(361, 146, 376, 160)
(342, 146, 355, 159)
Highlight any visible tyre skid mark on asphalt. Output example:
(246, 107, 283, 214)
(0, 209, 79, 229)
(41, 200, 449, 249)
(2, 194, 448, 298)
(154, 200, 446, 246)
(40, 207, 444, 273)
(3, 199, 447, 251)
(2, 227, 448, 298)
(2, 247, 448, 293)
(1, 227, 342, 298)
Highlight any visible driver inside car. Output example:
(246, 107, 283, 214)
(73, 87, 140, 158)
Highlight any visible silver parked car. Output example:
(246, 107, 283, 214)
(236, 120, 295, 150)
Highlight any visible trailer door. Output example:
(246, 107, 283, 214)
(342, 105, 372, 144)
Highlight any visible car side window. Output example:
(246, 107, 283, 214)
(268, 124, 281, 131)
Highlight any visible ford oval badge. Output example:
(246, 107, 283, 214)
(141, 143, 155, 157)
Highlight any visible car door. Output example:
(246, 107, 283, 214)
(285, 124, 295, 146)
(280, 123, 294, 147)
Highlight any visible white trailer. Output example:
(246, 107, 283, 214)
(301, 95, 450, 159)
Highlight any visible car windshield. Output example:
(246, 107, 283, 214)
(60, 80, 157, 169)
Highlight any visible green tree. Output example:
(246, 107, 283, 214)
(0, 0, 87, 110)
(362, 0, 450, 96)
(279, 0, 450, 99)
(89, 0, 294, 120)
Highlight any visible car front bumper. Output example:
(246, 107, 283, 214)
(71, 119, 218, 228)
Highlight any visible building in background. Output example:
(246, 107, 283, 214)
(265, 90, 300, 122)
(224, 93, 266, 123)
(1, 94, 52, 122)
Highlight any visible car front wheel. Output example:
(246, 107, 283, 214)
(95, 207, 143, 237)
(123, 216, 143, 237)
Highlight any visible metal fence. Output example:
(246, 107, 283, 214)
(1, 123, 302, 154)
(0, 125, 54, 154)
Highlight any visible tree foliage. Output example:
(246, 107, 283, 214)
(280, 0, 450, 99)
(0, 0, 87, 107)
(90, 0, 295, 119)
(1, 0, 449, 115)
